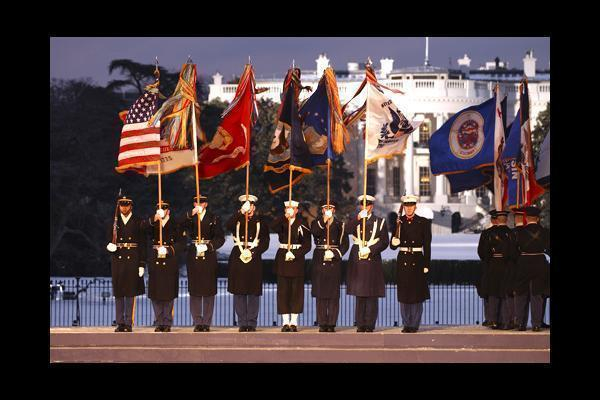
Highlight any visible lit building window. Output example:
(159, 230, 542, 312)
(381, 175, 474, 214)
(393, 167, 401, 197)
(419, 120, 431, 146)
(419, 167, 431, 196)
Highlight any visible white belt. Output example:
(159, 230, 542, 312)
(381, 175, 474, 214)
(399, 246, 423, 252)
(279, 244, 301, 250)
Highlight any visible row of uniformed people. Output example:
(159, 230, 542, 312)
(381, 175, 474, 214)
(111, 191, 539, 334)
(477, 207, 550, 332)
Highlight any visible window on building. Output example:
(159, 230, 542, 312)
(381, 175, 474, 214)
(419, 120, 431, 147)
(419, 167, 431, 196)
(367, 167, 377, 195)
(393, 167, 401, 197)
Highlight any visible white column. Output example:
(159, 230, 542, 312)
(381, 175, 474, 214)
(376, 158, 386, 203)
(404, 130, 414, 195)
(464, 190, 476, 205)
(433, 113, 447, 204)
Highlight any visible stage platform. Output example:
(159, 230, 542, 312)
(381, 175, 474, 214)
(50, 326, 550, 363)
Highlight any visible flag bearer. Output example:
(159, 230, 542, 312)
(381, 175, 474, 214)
(311, 202, 349, 332)
(271, 200, 312, 332)
(148, 201, 180, 332)
(346, 195, 389, 333)
(511, 207, 527, 330)
(106, 192, 146, 332)
(390, 195, 431, 333)
(477, 210, 514, 330)
(180, 195, 225, 332)
(477, 210, 498, 327)
(512, 206, 550, 332)
(226, 195, 270, 332)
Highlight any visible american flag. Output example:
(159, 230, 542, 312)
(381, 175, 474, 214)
(115, 89, 161, 173)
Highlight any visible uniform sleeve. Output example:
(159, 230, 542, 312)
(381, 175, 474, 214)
(390, 219, 401, 250)
(477, 230, 488, 261)
(543, 227, 550, 257)
(339, 222, 350, 257)
(346, 217, 359, 238)
(209, 216, 225, 251)
(369, 218, 389, 255)
(137, 218, 147, 267)
(298, 225, 312, 257)
(107, 218, 116, 244)
(255, 216, 270, 255)
(310, 219, 325, 240)
(423, 219, 432, 267)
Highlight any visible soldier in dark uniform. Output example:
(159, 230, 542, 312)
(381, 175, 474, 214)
(106, 193, 146, 332)
(390, 195, 431, 333)
(477, 210, 514, 330)
(226, 195, 270, 332)
(271, 200, 312, 332)
(512, 206, 550, 332)
(180, 195, 225, 332)
(346, 195, 389, 333)
(147, 201, 179, 332)
(311, 202, 349, 332)
(511, 207, 527, 330)
(477, 210, 498, 327)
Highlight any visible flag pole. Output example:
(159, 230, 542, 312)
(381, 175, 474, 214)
(326, 158, 331, 247)
(192, 103, 202, 243)
(158, 162, 163, 246)
(287, 166, 293, 251)
(362, 121, 368, 246)
(244, 160, 249, 249)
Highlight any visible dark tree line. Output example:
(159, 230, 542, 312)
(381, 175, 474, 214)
(50, 60, 354, 276)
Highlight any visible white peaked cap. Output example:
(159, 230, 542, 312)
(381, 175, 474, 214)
(357, 195, 376, 202)
(284, 200, 299, 207)
(401, 194, 419, 203)
(238, 195, 258, 202)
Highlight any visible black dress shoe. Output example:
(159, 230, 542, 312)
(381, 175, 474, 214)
(365, 327, 374, 332)
(281, 324, 291, 332)
(328, 326, 336, 333)
(319, 325, 326, 332)
(517, 325, 527, 331)
(482, 320, 492, 327)
(247, 326, 256, 332)
(401, 327, 409, 333)
(357, 326, 366, 332)
(194, 325, 202, 332)
(154, 325, 163, 332)
(541, 322, 551, 329)
(124, 325, 132, 332)
(239, 326, 247, 332)
(410, 327, 419, 333)
(115, 324, 125, 332)
(163, 326, 171, 332)
(290, 325, 298, 332)
(532, 326, 541, 332)
(203, 325, 210, 332)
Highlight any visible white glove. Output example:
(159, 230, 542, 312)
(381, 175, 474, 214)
(196, 243, 208, 253)
(358, 209, 369, 219)
(424, 267, 429, 274)
(359, 246, 371, 258)
(285, 208, 294, 217)
(138, 267, 145, 277)
(285, 251, 296, 261)
(391, 237, 400, 247)
(157, 246, 167, 256)
(192, 206, 202, 215)
(106, 243, 117, 252)
(156, 209, 165, 219)
(241, 201, 251, 214)
(240, 248, 253, 263)
(324, 209, 333, 219)
(324, 249, 334, 261)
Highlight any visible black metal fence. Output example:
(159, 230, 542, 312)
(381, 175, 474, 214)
(50, 277, 549, 327)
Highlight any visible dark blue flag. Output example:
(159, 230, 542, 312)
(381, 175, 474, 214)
(429, 96, 497, 193)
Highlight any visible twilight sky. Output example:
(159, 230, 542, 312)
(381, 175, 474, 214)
(50, 37, 550, 86)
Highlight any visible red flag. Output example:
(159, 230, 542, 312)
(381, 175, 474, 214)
(197, 64, 258, 179)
